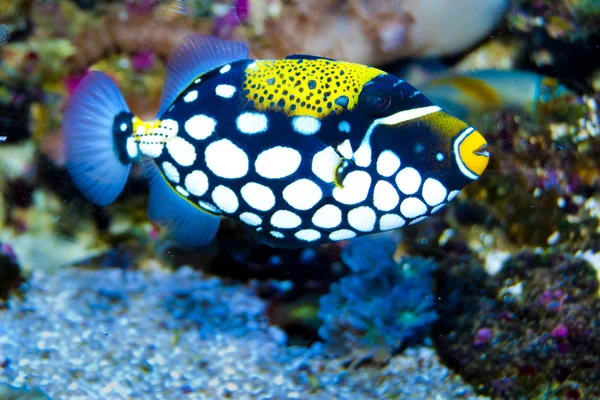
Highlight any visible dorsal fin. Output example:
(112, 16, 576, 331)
(142, 158, 221, 248)
(156, 34, 251, 118)
(285, 54, 337, 62)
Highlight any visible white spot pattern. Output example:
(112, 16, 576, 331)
(295, 229, 321, 242)
(347, 206, 376, 232)
(353, 143, 372, 168)
(431, 203, 446, 214)
(157, 119, 179, 139)
(336, 140, 353, 159)
(312, 204, 342, 229)
(448, 190, 460, 201)
(215, 84, 237, 99)
(400, 197, 427, 219)
(184, 170, 209, 196)
(139, 142, 162, 158)
(220, 64, 231, 74)
(162, 161, 180, 183)
(373, 180, 399, 212)
(311, 147, 340, 183)
(379, 214, 406, 231)
(183, 90, 198, 103)
(185, 115, 216, 140)
(240, 212, 262, 226)
(241, 182, 276, 211)
(176, 186, 189, 197)
(329, 229, 356, 241)
(166, 137, 196, 167)
(409, 216, 428, 225)
(332, 171, 371, 205)
(395, 167, 421, 195)
(198, 200, 220, 214)
(376, 150, 401, 177)
(205, 139, 249, 179)
(255, 147, 301, 179)
(270, 231, 284, 239)
(126, 137, 138, 159)
(236, 112, 268, 134)
(212, 185, 239, 213)
(270, 210, 301, 229)
(292, 116, 321, 135)
(283, 179, 322, 210)
(422, 178, 447, 206)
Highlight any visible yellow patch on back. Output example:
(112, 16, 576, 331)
(243, 59, 385, 119)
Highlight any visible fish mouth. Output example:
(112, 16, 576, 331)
(455, 127, 490, 179)
(473, 143, 491, 157)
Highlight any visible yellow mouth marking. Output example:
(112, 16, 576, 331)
(456, 128, 490, 179)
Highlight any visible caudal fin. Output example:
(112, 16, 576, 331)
(62, 71, 136, 206)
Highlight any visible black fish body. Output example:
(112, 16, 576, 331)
(62, 35, 490, 248)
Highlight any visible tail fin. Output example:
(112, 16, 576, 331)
(62, 71, 136, 206)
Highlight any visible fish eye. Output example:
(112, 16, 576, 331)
(357, 83, 392, 116)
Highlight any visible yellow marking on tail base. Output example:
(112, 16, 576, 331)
(243, 59, 385, 119)
(132, 117, 162, 141)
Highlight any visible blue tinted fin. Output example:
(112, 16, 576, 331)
(156, 34, 250, 117)
(143, 159, 220, 248)
(62, 71, 133, 206)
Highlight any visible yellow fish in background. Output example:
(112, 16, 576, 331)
(418, 69, 572, 123)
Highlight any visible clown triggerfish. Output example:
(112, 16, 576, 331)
(62, 35, 490, 248)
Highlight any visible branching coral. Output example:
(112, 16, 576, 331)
(317, 234, 438, 363)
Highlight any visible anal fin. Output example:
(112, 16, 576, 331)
(144, 159, 220, 248)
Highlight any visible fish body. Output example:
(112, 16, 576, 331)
(62, 35, 489, 248)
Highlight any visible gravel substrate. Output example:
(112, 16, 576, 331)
(0, 263, 488, 400)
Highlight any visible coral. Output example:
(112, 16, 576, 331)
(508, 0, 600, 42)
(65, 0, 510, 76)
(317, 234, 438, 363)
(250, 0, 510, 66)
(435, 250, 600, 399)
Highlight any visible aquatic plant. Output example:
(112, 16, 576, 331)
(317, 234, 438, 362)
(435, 250, 600, 399)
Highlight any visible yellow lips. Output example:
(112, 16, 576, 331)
(458, 129, 489, 177)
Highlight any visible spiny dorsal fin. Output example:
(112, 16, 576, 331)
(156, 34, 250, 118)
